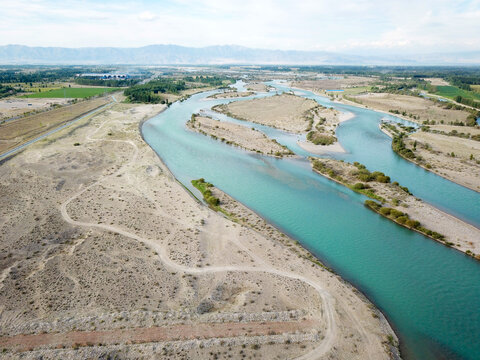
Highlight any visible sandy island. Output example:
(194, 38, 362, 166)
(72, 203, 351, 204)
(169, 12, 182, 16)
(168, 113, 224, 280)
(187, 114, 293, 157)
(310, 158, 480, 259)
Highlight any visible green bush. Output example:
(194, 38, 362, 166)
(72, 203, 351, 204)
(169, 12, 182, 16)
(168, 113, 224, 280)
(379, 207, 391, 216)
(405, 219, 420, 228)
(396, 216, 408, 224)
(352, 182, 367, 190)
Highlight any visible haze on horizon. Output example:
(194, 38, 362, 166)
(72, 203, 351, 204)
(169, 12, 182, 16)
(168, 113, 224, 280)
(1, 0, 480, 56)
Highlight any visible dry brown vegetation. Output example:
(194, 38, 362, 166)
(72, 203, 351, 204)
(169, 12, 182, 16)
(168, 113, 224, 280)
(0, 96, 113, 154)
(246, 82, 270, 92)
(348, 93, 471, 125)
(407, 131, 480, 191)
(293, 76, 376, 91)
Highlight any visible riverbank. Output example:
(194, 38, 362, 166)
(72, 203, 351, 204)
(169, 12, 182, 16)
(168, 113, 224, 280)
(0, 99, 399, 359)
(187, 113, 293, 157)
(309, 158, 480, 259)
(380, 121, 480, 193)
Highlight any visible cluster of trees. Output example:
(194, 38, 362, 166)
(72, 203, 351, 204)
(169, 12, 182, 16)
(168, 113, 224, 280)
(184, 75, 234, 87)
(364, 200, 445, 240)
(392, 134, 416, 159)
(124, 79, 186, 103)
(0, 67, 99, 84)
(74, 78, 138, 87)
(0, 84, 18, 98)
(454, 95, 480, 112)
(371, 80, 421, 95)
(191, 178, 220, 207)
(352, 162, 391, 183)
(306, 131, 336, 145)
(447, 75, 480, 91)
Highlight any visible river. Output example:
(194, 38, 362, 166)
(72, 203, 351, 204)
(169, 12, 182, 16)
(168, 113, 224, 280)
(142, 81, 480, 360)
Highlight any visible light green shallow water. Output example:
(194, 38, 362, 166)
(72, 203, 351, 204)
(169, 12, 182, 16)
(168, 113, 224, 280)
(142, 83, 480, 360)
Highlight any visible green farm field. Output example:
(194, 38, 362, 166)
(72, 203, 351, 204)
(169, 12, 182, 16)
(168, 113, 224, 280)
(434, 85, 480, 101)
(23, 87, 119, 98)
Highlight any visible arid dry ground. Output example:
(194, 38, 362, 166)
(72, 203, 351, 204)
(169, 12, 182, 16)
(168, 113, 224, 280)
(0, 102, 397, 359)
(212, 93, 354, 154)
(207, 91, 253, 99)
(380, 122, 480, 193)
(310, 158, 480, 257)
(0, 98, 70, 121)
(423, 78, 450, 86)
(213, 93, 320, 134)
(0, 96, 113, 154)
(187, 114, 292, 157)
(292, 76, 376, 92)
(345, 93, 471, 125)
(407, 131, 480, 191)
(246, 82, 271, 92)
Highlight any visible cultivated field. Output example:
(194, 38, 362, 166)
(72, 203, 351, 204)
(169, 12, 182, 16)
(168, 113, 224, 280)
(23, 87, 119, 99)
(433, 85, 480, 101)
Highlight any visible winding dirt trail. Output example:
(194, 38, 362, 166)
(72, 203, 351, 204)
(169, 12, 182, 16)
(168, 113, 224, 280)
(49, 105, 387, 359)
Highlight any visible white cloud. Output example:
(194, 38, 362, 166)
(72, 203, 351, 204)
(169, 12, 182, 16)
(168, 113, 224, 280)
(137, 11, 157, 21)
(0, 0, 478, 54)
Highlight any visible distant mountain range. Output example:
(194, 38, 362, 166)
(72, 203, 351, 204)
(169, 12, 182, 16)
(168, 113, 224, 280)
(1, 44, 479, 65)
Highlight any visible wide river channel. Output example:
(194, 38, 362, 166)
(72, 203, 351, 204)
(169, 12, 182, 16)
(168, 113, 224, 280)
(142, 81, 480, 360)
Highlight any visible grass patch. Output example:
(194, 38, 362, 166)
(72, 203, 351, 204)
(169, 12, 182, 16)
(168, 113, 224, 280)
(23, 87, 118, 98)
(191, 178, 232, 218)
(434, 85, 480, 101)
(343, 86, 371, 95)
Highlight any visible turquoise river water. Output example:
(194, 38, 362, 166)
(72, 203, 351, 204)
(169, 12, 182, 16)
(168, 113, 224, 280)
(142, 82, 480, 360)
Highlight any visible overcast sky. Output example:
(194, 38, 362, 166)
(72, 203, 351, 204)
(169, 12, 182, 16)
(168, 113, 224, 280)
(1, 0, 479, 54)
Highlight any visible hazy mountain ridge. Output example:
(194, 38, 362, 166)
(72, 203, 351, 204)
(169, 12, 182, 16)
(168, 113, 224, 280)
(0, 44, 479, 65)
